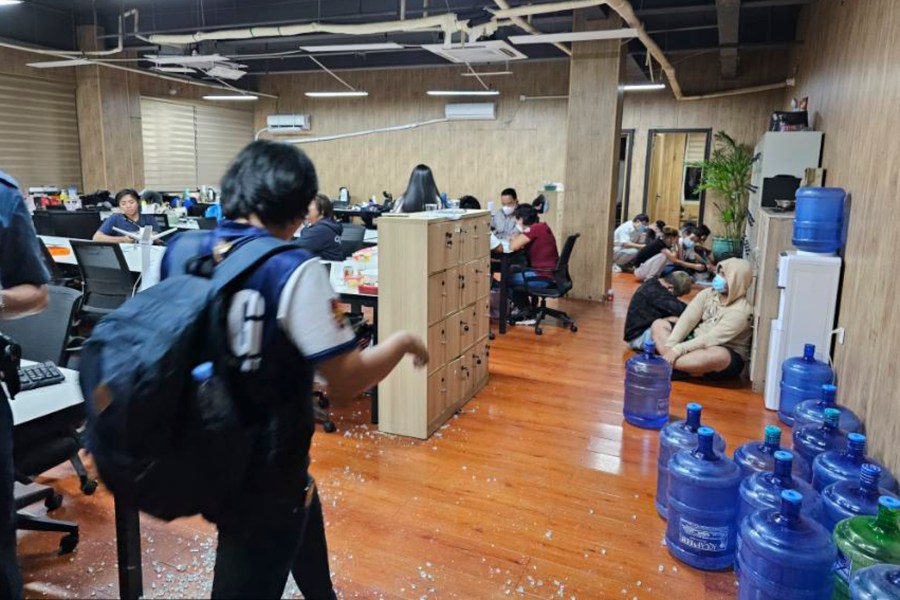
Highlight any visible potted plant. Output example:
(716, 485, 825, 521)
(691, 131, 758, 260)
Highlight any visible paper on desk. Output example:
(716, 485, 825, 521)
(490, 233, 510, 253)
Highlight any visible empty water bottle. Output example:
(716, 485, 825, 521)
(778, 343, 833, 426)
(850, 564, 900, 599)
(192, 362, 237, 431)
(737, 450, 823, 526)
(733, 425, 784, 478)
(792, 407, 848, 482)
(793, 383, 862, 433)
(666, 426, 743, 570)
(736, 490, 835, 600)
(822, 464, 900, 532)
(655, 403, 725, 519)
(833, 497, 900, 599)
(812, 433, 898, 493)
(623, 341, 671, 430)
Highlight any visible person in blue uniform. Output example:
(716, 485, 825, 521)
(297, 194, 343, 261)
(161, 141, 428, 599)
(93, 188, 159, 243)
(0, 169, 50, 600)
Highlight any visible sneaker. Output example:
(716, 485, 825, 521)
(612, 264, 623, 273)
(513, 318, 537, 326)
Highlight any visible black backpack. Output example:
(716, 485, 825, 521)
(78, 234, 296, 520)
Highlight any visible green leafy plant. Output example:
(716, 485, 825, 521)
(691, 131, 758, 243)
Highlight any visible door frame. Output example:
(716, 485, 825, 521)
(641, 127, 713, 226)
(618, 128, 635, 226)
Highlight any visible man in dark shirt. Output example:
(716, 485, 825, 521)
(624, 271, 693, 350)
(93, 188, 160, 243)
(297, 194, 344, 261)
(628, 226, 679, 269)
(0, 169, 51, 600)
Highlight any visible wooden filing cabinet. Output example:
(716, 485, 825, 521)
(378, 210, 492, 438)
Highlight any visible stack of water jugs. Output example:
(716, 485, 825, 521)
(624, 340, 900, 599)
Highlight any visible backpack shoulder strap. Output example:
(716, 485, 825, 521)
(211, 236, 297, 293)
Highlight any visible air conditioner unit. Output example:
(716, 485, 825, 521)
(266, 114, 311, 133)
(422, 40, 527, 64)
(444, 103, 496, 121)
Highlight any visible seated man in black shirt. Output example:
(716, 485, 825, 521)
(623, 271, 693, 350)
(296, 194, 344, 261)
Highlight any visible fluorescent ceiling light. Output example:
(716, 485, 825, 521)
(461, 71, 512, 77)
(145, 54, 225, 65)
(153, 66, 196, 74)
(623, 83, 666, 91)
(305, 91, 369, 98)
(509, 29, 638, 45)
(27, 58, 92, 68)
(0, 1, 24, 5)
(427, 90, 500, 97)
(299, 42, 403, 53)
(202, 94, 259, 101)
(205, 64, 247, 80)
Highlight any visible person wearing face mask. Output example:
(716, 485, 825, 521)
(296, 194, 343, 261)
(649, 258, 753, 380)
(93, 188, 161, 243)
(658, 225, 710, 277)
(612, 213, 650, 269)
(506, 204, 559, 324)
(491, 188, 519, 240)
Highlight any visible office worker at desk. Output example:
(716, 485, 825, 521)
(507, 204, 559, 324)
(93, 188, 160, 243)
(297, 194, 343, 261)
(491, 187, 519, 240)
(392, 163, 441, 213)
(161, 141, 427, 599)
(0, 169, 50, 600)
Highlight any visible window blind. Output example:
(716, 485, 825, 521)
(140, 97, 197, 192)
(685, 133, 708, 164)
(0, 74, 82, 191)
(196, 104, 253, 187)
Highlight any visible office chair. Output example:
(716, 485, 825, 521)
(70, 240, 135, 316)
(340, 224, 367, 258)
(511, 233, 580, 335)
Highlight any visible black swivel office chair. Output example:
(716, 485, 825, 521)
(70, 240, 136, 317)
(340, 224, 366, 258)
(512, 233, 580, 335)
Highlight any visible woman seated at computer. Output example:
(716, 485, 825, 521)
(297, 194, 344, 261)
(507, 204, 560, 324)
(392, 164, 442, 213)
(93, 188, 160, 243)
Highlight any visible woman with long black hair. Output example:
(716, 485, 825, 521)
(393, 164, 441, 213)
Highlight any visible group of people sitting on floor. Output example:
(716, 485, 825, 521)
(613, 213, 714, 281)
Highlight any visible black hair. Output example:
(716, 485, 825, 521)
(141, 190, 163, 204)
(501, 187, 518, 200)
(513, 204, 540, 226)
(682, 224, 698, 237)
(696, 224, 711, 238)
(221, 140, 318, 227)
(634, 213, 650, 224)
(397, 164, 440, 213)
(115, 189, 140, 205)
(459, 195, 481, 210)
(311, 193, 334, 220)
(656, 220, 666, 230)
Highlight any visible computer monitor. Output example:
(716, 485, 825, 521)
(47, 211, 102, 240)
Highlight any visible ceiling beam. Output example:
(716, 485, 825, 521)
(716, 0, 741, 78)
(635, 0, 812, 17)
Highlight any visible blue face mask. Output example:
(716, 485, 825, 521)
(712, 274, 728, 294)
(683, 239, 695, 250)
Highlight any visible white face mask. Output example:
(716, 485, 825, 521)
(502, 205, 515, 216)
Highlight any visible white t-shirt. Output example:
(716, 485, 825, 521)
(613, 221, 636, 251)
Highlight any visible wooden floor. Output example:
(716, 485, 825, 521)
(18, 274, 778, 599)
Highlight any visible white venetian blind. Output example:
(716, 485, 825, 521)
(0, 74, 82, 191)
(140, 97, 197, 191)
(685, 132, 708, 164)
(196, 104, 253, 187)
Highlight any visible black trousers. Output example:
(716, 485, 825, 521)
(211, 479, 336, 599)
(0, 389, 23, 600)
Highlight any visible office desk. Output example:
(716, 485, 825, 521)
(491, 249, 527, 335)
(38, 235, 166, 275)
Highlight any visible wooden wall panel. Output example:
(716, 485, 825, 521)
(788, 0, 900, 472)
(0, 46, 76, 83)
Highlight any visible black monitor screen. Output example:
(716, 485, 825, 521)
(48, 212, 102, 240)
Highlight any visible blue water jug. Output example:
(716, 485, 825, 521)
(793, 186, 845, 253)
(736, 489, 836, 600)
(738, 450, 823, 526)
(792, 408, 848, 481)
(624, 341, 671, 430)
(813, 433, 899, 494)
(822, 464, 900, 532)
(778, 344, 834, 425)
(793, 383, 862, 433)
(850, 564, 900, 599)
(655, 403, 725, 519)
(733, 425, 785, 478)
(666, 427, 743, 570)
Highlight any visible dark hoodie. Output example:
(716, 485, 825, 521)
(297, 218, 344, 261)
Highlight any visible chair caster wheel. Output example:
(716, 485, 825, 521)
(570, 324, 578, 333)
(45, 493, 63, 511)
(59, 533, 79, 555)
(535, 327, 543, 335)
(323, 421, 337, 433)
(81, 479, 99, 495)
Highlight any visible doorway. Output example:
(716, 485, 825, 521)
(615, 129, 635, 227)
(642, 128, 712, 227)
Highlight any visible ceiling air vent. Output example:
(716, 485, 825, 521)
(421, 40, 527, 64)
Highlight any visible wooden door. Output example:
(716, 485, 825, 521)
(460, 261, 479, 308)
(445, 310, 462, 361)
(446, 357, 462, 408)
(427, 367, 448, 424)
(427, 320, 447, 373)
(649, 133, 686, 226)
(428, 221, 459, 273)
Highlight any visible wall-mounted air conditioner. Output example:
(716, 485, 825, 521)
(444, 103, 496, 121)
(266, 114, 311, 133)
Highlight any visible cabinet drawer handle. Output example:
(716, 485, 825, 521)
(460, 322, 469, 332)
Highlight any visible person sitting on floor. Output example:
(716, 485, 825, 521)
(508, 204, 559, 325)
(297, 193, 343, 261)
(623, 271, 694, 350)
(612, 213, 650, 269)
(629, 226, 680, 281)
(650, 258, 753, 380)
(660, 224, 710, 277)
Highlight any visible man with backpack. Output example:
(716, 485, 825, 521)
(80, 141, 427, 599)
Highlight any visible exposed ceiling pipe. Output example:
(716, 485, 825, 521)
(678, 78, 794, 101)
(493, 0, 572, 57)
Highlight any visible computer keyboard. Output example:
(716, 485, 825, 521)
(17, 361, 65, 391)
